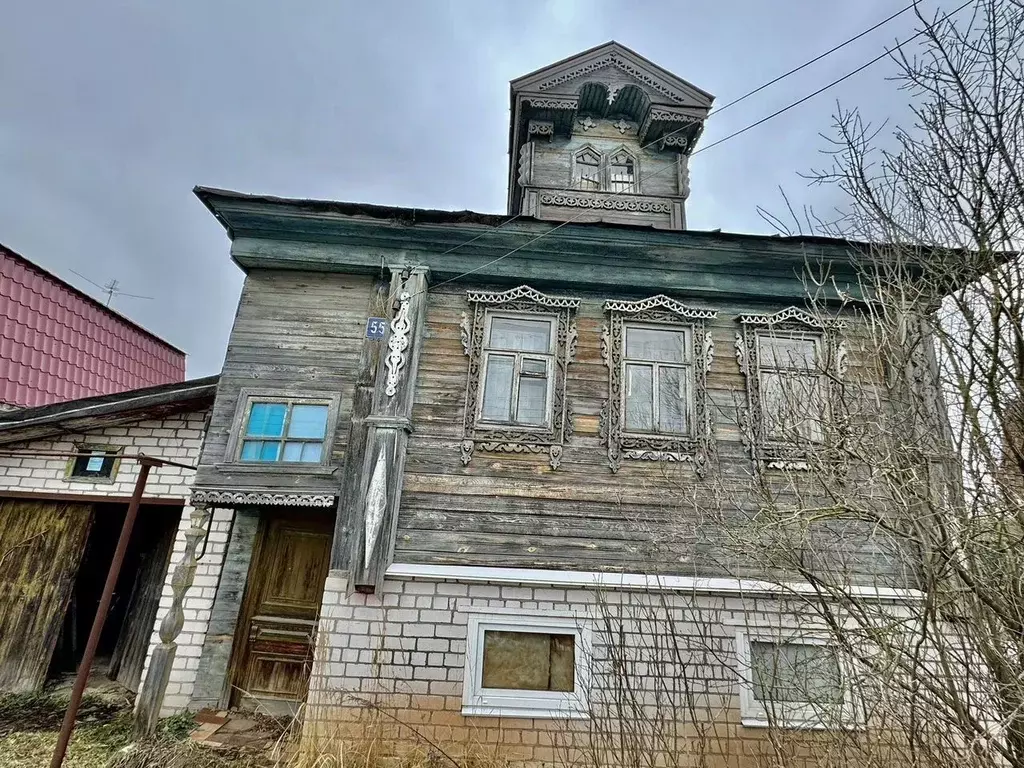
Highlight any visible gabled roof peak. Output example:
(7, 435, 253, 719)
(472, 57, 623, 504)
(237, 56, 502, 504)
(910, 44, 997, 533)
(511, 41, 713, 109)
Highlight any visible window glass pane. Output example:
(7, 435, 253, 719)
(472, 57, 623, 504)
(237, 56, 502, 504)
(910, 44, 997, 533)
(658, 366, 689, 434)
(489, 317, 551, 352)
(751, 641, 843, 705)
(481, 355, 515, 422)
(761, 372, 825, 442)
(521, 358, 547, 376)
(259, 442, 281, 462)
(516, 375, 548, 426)
(287, 404, 329, 439)
(481, 630, 575, 692)
(625, 327, 688, 363)
(624, 364, 654, 432)
(301, 443, 323, 462)
(575, 150, 601, 190)
(240, 441, 262, 462)
(610, 153, 635, 193)
(758, 336, 818, 370)
(282, 442, 304, 462)
(246, 403, 287, 438)
(85, 454, 106, 473)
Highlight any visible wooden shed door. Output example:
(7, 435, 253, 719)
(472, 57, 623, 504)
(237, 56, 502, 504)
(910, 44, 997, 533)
(232, 512, 332, 710)
(0, 500, 93, 693)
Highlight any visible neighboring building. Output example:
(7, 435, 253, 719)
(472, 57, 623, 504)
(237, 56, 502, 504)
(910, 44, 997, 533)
(0, 377, 216, 697)
(139, 43, 923, 764)
(0, 243, 186, 409)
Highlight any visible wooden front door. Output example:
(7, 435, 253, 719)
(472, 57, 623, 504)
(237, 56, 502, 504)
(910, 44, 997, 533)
(0, 500, 93, 693)
(231, 511, 333, 711)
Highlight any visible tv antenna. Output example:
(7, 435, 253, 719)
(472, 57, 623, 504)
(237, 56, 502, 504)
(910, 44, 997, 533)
(70, 270, 153, 307)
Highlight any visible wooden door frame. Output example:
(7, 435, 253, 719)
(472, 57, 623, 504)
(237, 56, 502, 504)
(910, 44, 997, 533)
(225, 507, 334, 708)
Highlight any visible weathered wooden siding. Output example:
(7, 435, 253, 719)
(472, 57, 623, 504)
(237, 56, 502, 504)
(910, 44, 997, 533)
(0, 499, 93, 692)
(195, 269, 374, 495)
(396, 286, 892, 581)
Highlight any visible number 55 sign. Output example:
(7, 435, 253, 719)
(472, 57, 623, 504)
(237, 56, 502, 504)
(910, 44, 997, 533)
(365, 317, 388, 340)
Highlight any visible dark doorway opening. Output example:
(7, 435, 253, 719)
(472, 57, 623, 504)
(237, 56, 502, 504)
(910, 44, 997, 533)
(47, 503, 179, 692)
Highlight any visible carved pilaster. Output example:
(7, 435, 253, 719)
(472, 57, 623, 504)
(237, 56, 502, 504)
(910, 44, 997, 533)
(351, 266, 430, 593)
(135, 504, 213, 736)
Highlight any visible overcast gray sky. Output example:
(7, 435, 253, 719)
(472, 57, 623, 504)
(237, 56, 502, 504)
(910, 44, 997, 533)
(0, 1, 933, 377)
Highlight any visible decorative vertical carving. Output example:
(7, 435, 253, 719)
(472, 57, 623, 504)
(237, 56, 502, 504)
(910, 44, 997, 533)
(363, 447, 388, 569)
(518, 142, 535, 186)
(460, 312, 471, 355)
(678, 155, 691, 199)
(601, 296, 717, 475)
(735, 332, 747, 375)
(158, 505, 211, 645)
(384, 292, 412, 397)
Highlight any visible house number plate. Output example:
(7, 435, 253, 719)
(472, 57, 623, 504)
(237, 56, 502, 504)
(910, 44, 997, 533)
(366, 317, 388, 340)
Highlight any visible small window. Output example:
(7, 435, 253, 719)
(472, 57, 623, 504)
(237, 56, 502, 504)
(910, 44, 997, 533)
(757, 333, 827, 444)
(573, 148, 602, 191)
(478, 315, 555, 428)
(622, 325, 693, 436)
(609, 150, 636, 193)
(66, 446, 121, 482)
(736, 631, 853, 729)
(463, 612, 591, 718)
(239, 401, 330, 463)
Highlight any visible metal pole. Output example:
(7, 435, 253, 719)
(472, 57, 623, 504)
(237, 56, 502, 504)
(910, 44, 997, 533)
(50, 459, 155, 768)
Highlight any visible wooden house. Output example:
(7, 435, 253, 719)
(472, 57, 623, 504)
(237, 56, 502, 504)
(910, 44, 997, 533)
(140, 43, 918, 763)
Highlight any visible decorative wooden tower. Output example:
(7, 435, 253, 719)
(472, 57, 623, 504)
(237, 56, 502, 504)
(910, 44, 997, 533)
(508, 42, 714, 230)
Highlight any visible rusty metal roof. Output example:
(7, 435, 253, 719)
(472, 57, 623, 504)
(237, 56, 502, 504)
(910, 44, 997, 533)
(0, 244, 186, 408)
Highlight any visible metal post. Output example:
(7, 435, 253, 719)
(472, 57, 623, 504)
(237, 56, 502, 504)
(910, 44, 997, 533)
(50, 459, 155, 768)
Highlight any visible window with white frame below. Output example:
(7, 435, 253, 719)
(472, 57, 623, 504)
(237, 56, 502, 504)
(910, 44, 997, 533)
(463, 612, 590, 718)
(622, 325, 693, 436)
(757, 332, 827, 444)
(239, 401, 330, 463)
(478, 314, 555, 429)
(736, 631, 854, 729)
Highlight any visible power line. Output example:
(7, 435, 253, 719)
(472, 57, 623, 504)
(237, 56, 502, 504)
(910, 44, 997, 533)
(422, 0, 971, 294)
(413, 3, 917, 274)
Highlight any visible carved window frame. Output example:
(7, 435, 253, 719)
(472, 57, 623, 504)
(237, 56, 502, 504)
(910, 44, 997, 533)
(607, 145, 640, 194)
(570, 145, 603, 191)
(601, 296, 717, 475)
(461, 286, 580, 470)
(735, 307, 848, 470)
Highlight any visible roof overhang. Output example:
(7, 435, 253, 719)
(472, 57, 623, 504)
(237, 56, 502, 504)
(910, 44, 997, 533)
(0, 376, 218, 445)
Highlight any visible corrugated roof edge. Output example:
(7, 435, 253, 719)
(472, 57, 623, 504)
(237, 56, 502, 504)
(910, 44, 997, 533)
(0, 242, 188, 357)
(0, 375, 218, 434)
(192, 185, 873, 250)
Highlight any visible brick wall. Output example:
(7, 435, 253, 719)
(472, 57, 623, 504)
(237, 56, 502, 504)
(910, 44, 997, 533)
(303, 570, 864, 768)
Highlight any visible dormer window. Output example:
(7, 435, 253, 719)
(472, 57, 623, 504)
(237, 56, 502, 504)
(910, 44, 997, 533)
(569, 146, 640, 194)
(609, 151, 636, 194)
(573, 148, 602, 191)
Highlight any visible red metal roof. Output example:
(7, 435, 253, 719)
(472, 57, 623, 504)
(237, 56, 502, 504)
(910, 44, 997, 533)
(0, 244, 185, 408)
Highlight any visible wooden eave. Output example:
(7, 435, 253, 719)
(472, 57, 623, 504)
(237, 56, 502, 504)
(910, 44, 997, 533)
(0, 376, 218, 445)
(196, 187, 869, 304)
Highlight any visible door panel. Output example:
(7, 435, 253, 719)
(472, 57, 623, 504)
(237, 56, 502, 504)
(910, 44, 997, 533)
(0, 500, 93, 692)
(109, 506, 178, 691)
(232, 512, 332, 711)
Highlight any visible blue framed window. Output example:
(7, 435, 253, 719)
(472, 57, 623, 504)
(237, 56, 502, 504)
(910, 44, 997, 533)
(239, 402, 330, 463)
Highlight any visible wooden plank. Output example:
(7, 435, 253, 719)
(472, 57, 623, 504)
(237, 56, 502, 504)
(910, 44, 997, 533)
(0, 500, 93, 693)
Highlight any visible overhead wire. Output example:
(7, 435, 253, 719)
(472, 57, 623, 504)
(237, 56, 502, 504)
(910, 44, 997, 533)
(413, 0, 971, 296)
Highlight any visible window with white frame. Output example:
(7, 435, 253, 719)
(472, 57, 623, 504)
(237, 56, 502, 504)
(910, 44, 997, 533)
(229, 392, 338, 466)
(735, 630, 854, 729)
(601, 296, 717, 474)
(736, 308, 847, 468)
(478, 314, 556, 429)
(460, 286, 579, 470)
(757, 332, 827, 444)
(622, 325, 694, 436)
(462, 612, 591, 718)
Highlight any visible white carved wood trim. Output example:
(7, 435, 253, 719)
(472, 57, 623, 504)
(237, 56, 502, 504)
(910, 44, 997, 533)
(191, 489, 337, 507)
(363, 446, 388, 569)
(384, 291, 413, 397)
